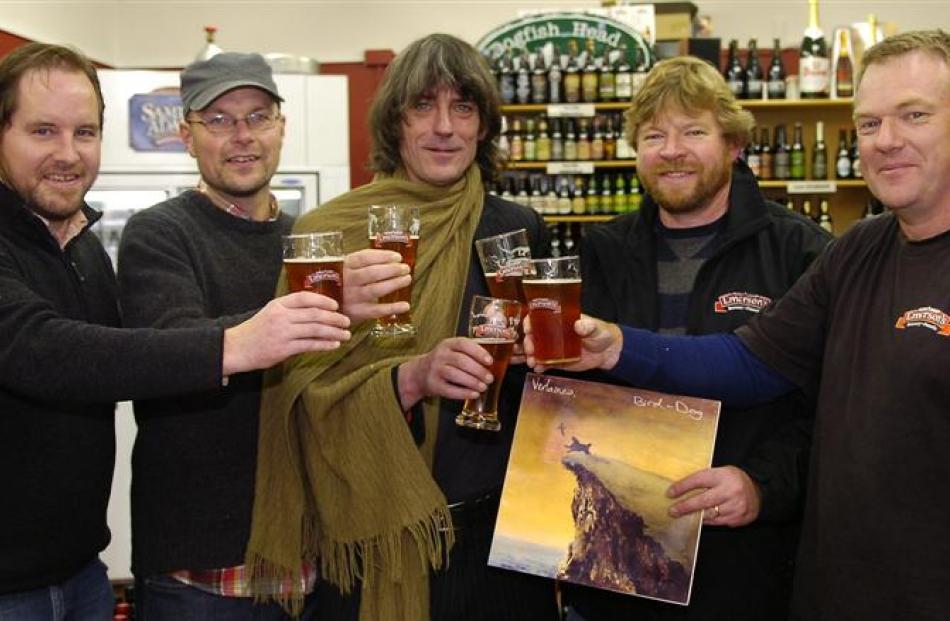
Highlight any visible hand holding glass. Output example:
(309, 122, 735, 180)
(475, 228, 533, 341)
(282, 232, 344, 303)
(368, 205, 420, 338)
(522, 256, 582, 365)
(456, 295, 522, 432)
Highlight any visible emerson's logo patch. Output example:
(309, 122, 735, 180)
(894, 306, 950, 336)
(714, 292, 772, 314)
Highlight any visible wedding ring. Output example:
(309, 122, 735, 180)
(713, 505, 721, 518)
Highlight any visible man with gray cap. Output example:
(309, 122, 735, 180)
(116, 52, 410, 619)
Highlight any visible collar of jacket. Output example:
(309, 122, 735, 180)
(0, 182, 102, 251)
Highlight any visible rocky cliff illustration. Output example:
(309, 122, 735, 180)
(556, 450, 699, 603)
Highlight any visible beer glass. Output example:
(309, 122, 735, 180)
(522, 256, 582, 365)
(456, 295, 522, 432)
(282, 232, 345, 304)
(475, 229, 533, 340)
(368, 204, 420, 338)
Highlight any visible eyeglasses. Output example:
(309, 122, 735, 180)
(187, 110, 280, 134)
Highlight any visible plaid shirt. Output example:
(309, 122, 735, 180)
(170, 562, 317, 597)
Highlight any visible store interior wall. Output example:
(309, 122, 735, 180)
(2, 1, 946, 69)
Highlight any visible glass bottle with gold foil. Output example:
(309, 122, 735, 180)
(799, 0, 830, 99)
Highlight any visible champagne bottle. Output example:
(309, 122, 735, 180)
(833, 28, 854, 98)
(767, 39, 787, 99)
(773, 125, 791, 180)
(799, 0, 830, 98)
(724, 39, 746, 98)
(790, 122, 806, 180)
(746, 39, 764, 100)
(811, 121, 828, 179)
(835, 128, 851, 179)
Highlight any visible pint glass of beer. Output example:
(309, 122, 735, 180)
(522, 256, 582, 365)
(475, 229, 533, 340)
(282, 232, 345, 303)
(456, 295, 522, 432)
(368, 204, 420, 338)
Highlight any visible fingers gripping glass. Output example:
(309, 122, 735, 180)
(187, 110, 280, 134)
(368, 204, 421, 339)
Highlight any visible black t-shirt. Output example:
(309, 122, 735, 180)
(737, 213, 950, 619)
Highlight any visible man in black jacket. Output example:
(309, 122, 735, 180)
(563, 56, 831, 620)
(0, 43, 353, 620)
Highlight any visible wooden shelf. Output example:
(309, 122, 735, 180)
(542, 215, 615, 223)
(500, 101, 632, 113)
(505, 159, 636, 171)
(758, 179, 867, 189)
(740, 97, 853, 109)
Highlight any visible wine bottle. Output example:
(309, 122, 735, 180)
(799, 0, 830, 98)
(850, 128, 862, 178)
(767, 39, 787, 99)
(773, 125, 791, 180)
(835, 128, 851, 179)
(811, 121, 828, 180)
(746, 39, 764, 100)
(724, 39, 746, 98)
(833, 28, 854, 98)
(790, 122, 806, 180)
(759, 127, 774, 180)
(746, 128, 762, 178)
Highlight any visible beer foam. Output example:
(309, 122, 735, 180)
(284, 256, 345, 263)
(522, 278, 582, 285)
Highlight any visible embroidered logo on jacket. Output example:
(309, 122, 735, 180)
(714, 292, 772, 313)
(894, 306, 950, 336)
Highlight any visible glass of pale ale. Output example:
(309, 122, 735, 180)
(282, 232, 345, 303)
(456, 295, 522, 432)
(522, 256, 582, 365)
(368, 204, 420, 338)
(475, 229, 533, 341)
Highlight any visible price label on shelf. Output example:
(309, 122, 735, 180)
(546, 104, 597, 118)
(787, 181, 838, 194)
(546, 162, 595, 175)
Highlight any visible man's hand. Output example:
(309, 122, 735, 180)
(341, 249, 412, 324)
(666, 466, 763, 527)
(396, 337, 494, 411)
(222, 291, 351, 375)
(524, 314, 623, 373)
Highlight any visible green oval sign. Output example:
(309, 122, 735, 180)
(476, 12, 652, 65)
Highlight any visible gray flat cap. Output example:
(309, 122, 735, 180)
(180, 52, 283, 114)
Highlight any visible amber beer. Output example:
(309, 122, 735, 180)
(523, 256, 582, 365)
(458, 338, 515, 431)
(456, 295, 522, 432)
(475, 229, 533, 339)
(284, 256, 344, 303)
(369, 233, 418, 327)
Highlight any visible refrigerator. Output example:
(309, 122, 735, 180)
(93, 68, 349, 581)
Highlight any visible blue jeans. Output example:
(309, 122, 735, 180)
(0, 558, 113, 621)
(137, 575, 318, 621)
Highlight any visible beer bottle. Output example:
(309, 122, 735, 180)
(528, 175, 544, 214)
(500, 176, 515, 202)
(604, 114, 617, 160)
(549, 225, 562, 258)
(799, 0, 830, 98)
(759, 127, 774, 180)
(599, 48, 616, 102)
(514, 175, 530, 207)
(617, 117, 634, 160)
(536, 117, 551, 162)
(586, 174, 600, 215)
(767, 38, 786, 99)
(818, 199, 834, 233)
(544, 176, 559, 215)
(746, 128, 762, 178)
(523, 117, 537, 162)
(498, 50, 516, 105)
(631, 46, 649, 97)
(786, 197, 796, 211)
(811, 121, 828, 179)
(509, 117, 524, 162)
(773, 125, 791, 180)
(790, 122, 806, 180)
(746, 39, 764, 100)
(497, 115, 511, 161)
(591, 117, 605, 161)
(835, 128, 851, 178)
(571, 176, 587, 214)
(556, 176, 573, 215)
(548, 44, 564, 104)
(614, 44, 633, 101)
(531, 50, 548, 104)
(564, 119, 578, 161)
(802, 198, 813, 220)
(849, 128, 862, 178)
(724, 39, 746, 98)
(581, 39, 599, 103)
(628, 174, 642, 213)
(550, 118, 564, 161)
(564, 40, 581, 103)
(516, 51, 531, 104)
(562, 226, 575, 255)
(576, 119, 591, 161)
(600, 174, 613, 215)
(833, 28, 854, 98)
(614, 173, 628, 214)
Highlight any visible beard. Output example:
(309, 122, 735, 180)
(18, 169, 93, 223)
(640, 157, 733, 216)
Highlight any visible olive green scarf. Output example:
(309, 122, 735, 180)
(246, 166, 485, 619)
